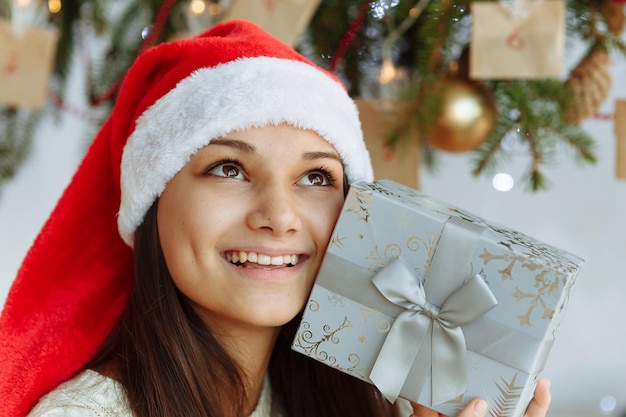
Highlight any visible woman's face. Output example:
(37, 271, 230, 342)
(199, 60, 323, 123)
(157, 124, 345, 335)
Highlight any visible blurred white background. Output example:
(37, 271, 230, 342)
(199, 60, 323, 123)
(0, 31, 624, 417)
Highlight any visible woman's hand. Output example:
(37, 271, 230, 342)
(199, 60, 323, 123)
(409, 379, 551, 417)
(522, 379, 551, 417)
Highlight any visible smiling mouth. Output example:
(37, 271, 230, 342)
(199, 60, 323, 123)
(225, 251, 301, 269)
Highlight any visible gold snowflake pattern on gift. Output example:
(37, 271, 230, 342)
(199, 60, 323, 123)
(292, 318, 366, 379)
(489, 374, 524, 417)
(479, 248, 543, 281)
(344, 188, 375, 222)
(327, 293, 346, 308)
(489, 227, 582, 275)
(510, 271, 564, 326)
(480, 248, 563, 326)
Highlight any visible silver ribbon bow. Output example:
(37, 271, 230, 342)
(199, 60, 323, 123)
(369, 217, 498, 405)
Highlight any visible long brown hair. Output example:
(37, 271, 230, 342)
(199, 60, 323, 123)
(88, 199, 396, 417)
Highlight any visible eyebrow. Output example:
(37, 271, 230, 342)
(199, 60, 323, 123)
(303, 151, 343, 165)
(210, 138, 343, 164)
(209, 138, 256, 153)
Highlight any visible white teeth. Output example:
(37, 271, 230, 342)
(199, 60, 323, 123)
(257, 254, 271, 265)
(226, 251, 299, 266)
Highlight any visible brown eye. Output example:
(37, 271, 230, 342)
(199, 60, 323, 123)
(221, 165, 240, 178)
(206, 162, 245, 180)
(298, 170, 333, 186)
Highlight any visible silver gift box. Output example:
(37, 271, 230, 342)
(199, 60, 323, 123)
(292, 180, 584, 417)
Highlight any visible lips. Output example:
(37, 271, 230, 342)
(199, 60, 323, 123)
(225, 251, 300, 268)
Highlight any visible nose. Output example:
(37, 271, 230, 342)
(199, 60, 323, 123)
(246, 182, 302, 235)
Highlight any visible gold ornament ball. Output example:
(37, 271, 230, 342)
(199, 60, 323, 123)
(426, 76, 497, 152)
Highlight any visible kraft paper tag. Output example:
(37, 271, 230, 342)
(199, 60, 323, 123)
(469, 0, 565, 79)
(0, 18, 58, 110)
(615, 100, 626, 180)
(356, 99, 420, 189)
(222, 0, 321, 46)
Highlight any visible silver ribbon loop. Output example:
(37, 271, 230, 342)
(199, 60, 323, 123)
(368, 218, 498, 405)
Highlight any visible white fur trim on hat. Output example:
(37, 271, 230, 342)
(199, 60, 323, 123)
(118, 56, 373, 245)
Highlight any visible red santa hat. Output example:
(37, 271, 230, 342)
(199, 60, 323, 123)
(0, 20, 373, 416)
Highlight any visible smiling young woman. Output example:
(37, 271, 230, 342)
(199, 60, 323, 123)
(157, 126, 346, 334)
(0, 20, 551, 417)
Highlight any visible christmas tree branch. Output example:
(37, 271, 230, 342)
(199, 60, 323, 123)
(471, 118, 514, 177)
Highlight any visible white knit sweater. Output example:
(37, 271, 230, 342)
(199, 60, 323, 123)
(27, 369, 273, 417)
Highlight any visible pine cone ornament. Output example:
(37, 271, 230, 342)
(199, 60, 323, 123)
(605, 1, 626, 35)
(565, 49, 611, 123)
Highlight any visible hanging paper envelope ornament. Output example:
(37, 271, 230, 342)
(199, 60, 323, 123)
(292, 179, 583, 417)
(469, 0, 565, 79)
(0, 18, 59, 110)
(222, 0, 321, 46)
(355, 99, 420, 189)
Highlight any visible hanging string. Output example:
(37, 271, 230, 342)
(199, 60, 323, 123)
(47, 89, 100, 123)
(593, 112, 614, 120)
(138, 0, 177, 54)
(328, 2, 370, 74)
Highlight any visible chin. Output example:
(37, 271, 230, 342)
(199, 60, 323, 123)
(258, 302, 306, 329)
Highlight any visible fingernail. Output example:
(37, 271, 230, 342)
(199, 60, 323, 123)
(473, 400, 488, 417)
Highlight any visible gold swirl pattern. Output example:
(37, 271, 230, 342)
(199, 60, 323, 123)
(308, 300, 320, 312)
(359, 307, 391, 333)
(293, 317, 353, 358)
(384, 243, 402, 260)
(406, 235, 427, 252)
(331, 353, 366, 380)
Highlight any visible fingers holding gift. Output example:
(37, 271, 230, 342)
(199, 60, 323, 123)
(408, 399, 488, 417)
(524, 379, 551, 417)
(407, 378, 550, 417)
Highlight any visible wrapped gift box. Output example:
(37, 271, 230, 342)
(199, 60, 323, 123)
(292, 179, 583, 417)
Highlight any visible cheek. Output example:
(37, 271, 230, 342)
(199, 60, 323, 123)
(156, 195, 191, 278)
(313, 197, 344, 242)
(156, 188, 219, 269)
(158, 180, 227, 239)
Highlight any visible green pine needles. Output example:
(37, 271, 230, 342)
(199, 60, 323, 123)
(0, 0, 624, 194)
